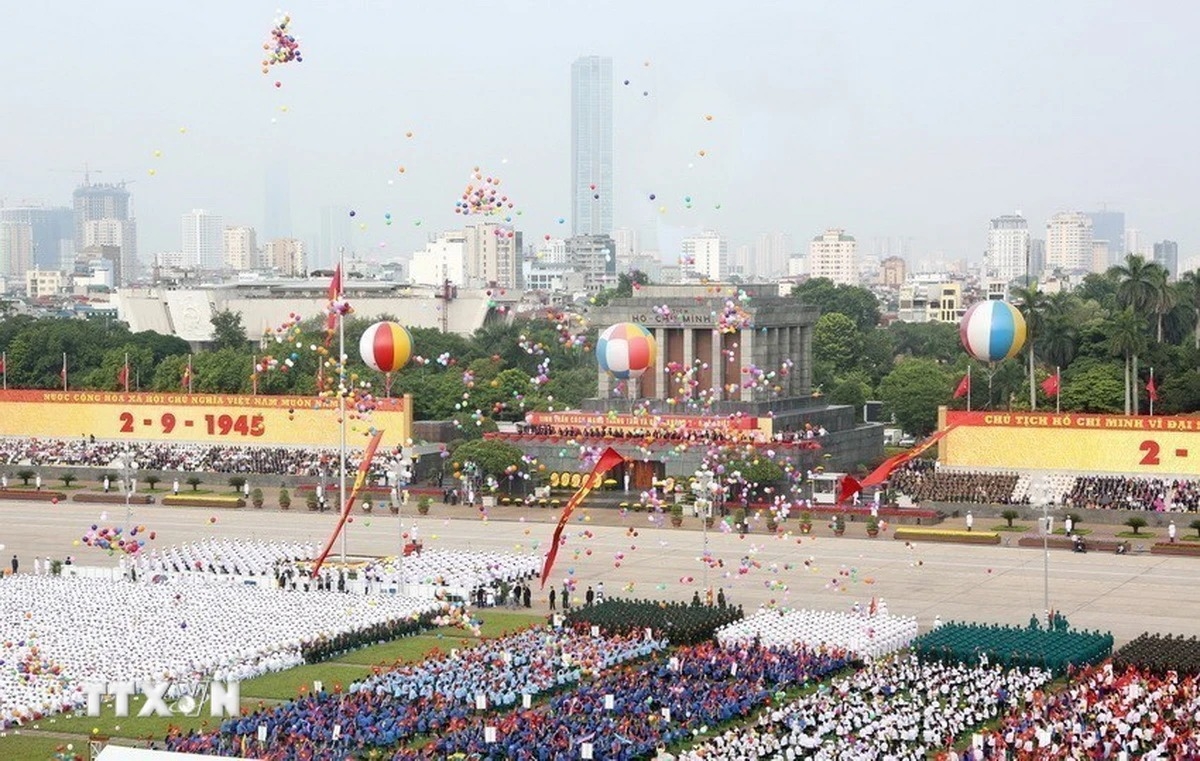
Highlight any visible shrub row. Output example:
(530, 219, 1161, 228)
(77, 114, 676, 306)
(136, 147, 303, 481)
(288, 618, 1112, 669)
(893, 528, 1000, 545)
(161, 495, 245, 508)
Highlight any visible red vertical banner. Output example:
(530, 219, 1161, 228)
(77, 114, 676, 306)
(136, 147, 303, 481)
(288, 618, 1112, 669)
(311, 429, 385, 577)
(540, 447, 624, 588)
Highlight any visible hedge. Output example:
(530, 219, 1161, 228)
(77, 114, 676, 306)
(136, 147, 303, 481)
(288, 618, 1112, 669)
(72, 493, 156, 505)
(893, 528, 1000, 545)
(162, 495, 245, 508)
(0, 490, 67, 502)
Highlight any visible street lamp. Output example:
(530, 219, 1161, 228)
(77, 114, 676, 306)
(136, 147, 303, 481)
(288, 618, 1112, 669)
(1033, 475, 1055, 621)
(393, 450, 413, 596)
(693, 468, 715, 591)
(117, 449, 138, 530)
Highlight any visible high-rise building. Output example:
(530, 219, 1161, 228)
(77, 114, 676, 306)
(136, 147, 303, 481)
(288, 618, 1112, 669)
(986, 214, 1030, 283)
(410, 231, 466, 286)
(0, 206, 73, 271)
(1091, 240, 1110, 274)
(263, 161, 292, 241)
(1045, 212, 1092, 273)
(263, 238, 306, 277)
(571, 55, 613, 237)
(80, 244, 122, 285)
(1124, 228, 1140, 262)
(181, 209, 224, 270)
(566, 234, 617, 292)
(755, 232, 793, 278)
(1087, 209, 1125, 265)
(0, 222, 34, 278)
(809, 228, 858, 286)
(682, 231, 727, 282)
(72, 182, 130, 251)
(83, 218, 137, 281)
(1154, 240, 1179, 280)
(223, 227, 259, 270)
(464, 222, 522, 290)
(880, 256, 907, 288)
(1029, 238, 1046, 278)
(611, 228, 639, 271)
(535, 237, 568, 266)
(318, 206, 352, 269)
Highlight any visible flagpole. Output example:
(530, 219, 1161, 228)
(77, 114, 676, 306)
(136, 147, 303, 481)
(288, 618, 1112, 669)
(124, 352, 130, 393)
(1150, 368, 1155, 417)
(188, 355, 193, 394)
(252, 355, 258, 396)
(1056, 366, 1061, 414)
(966, 364, 971, 412)
(2, 351, 6, 391)
(62, 353, 67, 391)
(338, 247, 348, 566)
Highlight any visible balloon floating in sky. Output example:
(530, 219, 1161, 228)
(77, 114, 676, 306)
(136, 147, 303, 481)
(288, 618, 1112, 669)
(454, 168, 516, 221)
(596, 322, 656, 380)
(959, 300, 1027, 362)
(360, 321, 413, 373)
(261, 11, 302, 82)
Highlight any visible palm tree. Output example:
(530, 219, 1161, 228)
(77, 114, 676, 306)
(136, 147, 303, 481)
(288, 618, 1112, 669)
(1178, 270, 1200, 349)
(1148, 267, 1178, 343)
(1107, 309, 1147, 415)
(1039, 314, 1079, 370)
(1112, 254, 1164, 313)
(1011, 284, 1047, 410)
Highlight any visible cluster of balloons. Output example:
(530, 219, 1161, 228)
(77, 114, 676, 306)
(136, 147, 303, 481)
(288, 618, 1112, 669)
(261, 11, 302, 85)
(80, 524, 155, 555)
(454, 169, 513, 217)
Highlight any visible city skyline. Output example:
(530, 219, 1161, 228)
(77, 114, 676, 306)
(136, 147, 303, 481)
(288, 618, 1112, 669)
(1, 1, 1198, 270)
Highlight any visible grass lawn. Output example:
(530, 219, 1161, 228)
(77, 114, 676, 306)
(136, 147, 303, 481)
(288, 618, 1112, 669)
(240, 662, 374, 701)
(990, 524, 1029, 532)
(0, 733, 77, 761)
(1116, 531, 1156, 538)
(1051, 528, 1093, 536)
(32, 695, 267, 741)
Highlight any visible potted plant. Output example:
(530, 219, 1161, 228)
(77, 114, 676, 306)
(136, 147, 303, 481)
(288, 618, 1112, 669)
(50, 559, 63, 576)
(417, 496, 432, 515)
(866, 517, 880, 538)
(670, 503, 684, 527)
(278, 488, 291, 510)
(733, 507, 747, 534)
(251, 488, 264, 509)
(799, 511, 813, 534)
(389, 500, 399, 515)
(306, 491, 319, 511)
(832, 515, 846, 536)
(765, 510, 778, 533)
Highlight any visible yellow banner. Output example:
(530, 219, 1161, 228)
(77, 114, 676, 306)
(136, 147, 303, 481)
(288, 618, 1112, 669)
(0, 391, 412, 449)
(940, 409, 1200, 475)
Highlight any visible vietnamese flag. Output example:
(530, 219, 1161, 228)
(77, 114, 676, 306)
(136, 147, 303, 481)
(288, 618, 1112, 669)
(953, 374, 970, 399)
(1147, 374, 1159, 403)
(1040, 373, 1060, 397)
(541, 447, 624, 587)
(116, 364, 129, 391)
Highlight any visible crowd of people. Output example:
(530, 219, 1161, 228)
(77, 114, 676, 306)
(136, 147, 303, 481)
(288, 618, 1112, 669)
(914, 621, 1113, 676)
(0, 575, 442, 729)
(979, 662, 1200, 758)
(889, 465, 1022, 505)
(680, 655, 1052, 761)
(1064, 475, 1200, 512)
(716, 604, 919, 659)
(564, 597, 745, 646)
(0, 436, 386, 478)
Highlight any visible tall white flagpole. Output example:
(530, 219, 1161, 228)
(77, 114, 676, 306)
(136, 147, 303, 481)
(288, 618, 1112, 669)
(1056, 366, 1061, 414)
(1150, 367, 1155, 417)
(339, 248, 348, 566)
(966, 364, 971, 412)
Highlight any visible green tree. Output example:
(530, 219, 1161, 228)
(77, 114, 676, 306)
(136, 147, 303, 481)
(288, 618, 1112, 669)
(791, 278, 881, 332)
(1011, 284, 1047, 410)
(592, 271, 650, 307)
(1179, 270, 1200, 350)
(877, 358, 952, 436)
(829, 371, 872, 418)
(1112, 254, 1165, 314)
(210, 310, 248, 350)
(813, 313, 864, 374)
(888, 321, 961, 364)
(193, 348, 253, 393)
(1107, 309, 1148, 414)
(1060, 359, 1124, 413)
(450, 438, 524, 480)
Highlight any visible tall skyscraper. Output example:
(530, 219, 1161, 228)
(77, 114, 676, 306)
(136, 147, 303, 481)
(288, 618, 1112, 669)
(986, 214, 1030, 284)
(809, 228, 858, 286)
(1087, 209, 1125, 265)
(755, 232, 793, 278)
(571, 55, 613, 237)
(0, 222, 34, 278)
(611, 228, 640, 271)
(73, 182, 136, 282)
(463, 222, 522, 290)
(682, 231, 727, 281)
(263, 162, 292, 242)
(223, 226, 259, 270)
(0, 206, 73, 271)
(1045, 212, 1093, 273)
(1154, 240, 1179, 280)
(181, 210, 224, 270)
(1029, 238, 1046, 278)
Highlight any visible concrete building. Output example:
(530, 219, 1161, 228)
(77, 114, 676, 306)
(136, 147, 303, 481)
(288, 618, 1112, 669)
(0, 222, 34, 278)
(181, 210, 223, 270)
(880, 256, 907, 288)
(72, 182, 131, 252)
(1045, 212, 1092, 273)
(26, 269, 64, 299)
(571, 55, 613, 237)
(223, 226, 259, 270)
(682, 231, 727, 282)
(263, 238, 306, 277)
(755, 232, 792, 278)
(154, 250, 194, 270)
(986, 214, 1029, 283)
(1091, 240, 1111, 275)
(0, 206, 73, 271)
(897, 281, 965, 324)
(1154, 240, 1179, 280)
(566, 234, 616, 292)
(463, 222, 521, 290)
(1029, 239, 1046, 278)
(80, 245, 123, 286)
(611, 228, 639, 271)
(535, 237, 568, 266)
(82, 218, 137, 284)
(1087, 209, 1125, 266)
(410, 231, 466, 286)
(809, 228, 858, 285)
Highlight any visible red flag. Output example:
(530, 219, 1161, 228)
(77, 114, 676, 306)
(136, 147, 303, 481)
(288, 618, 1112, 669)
(541, 447, 624, 588)
(1147, 375, 1159, 403)
(953, 374, 970, 399)
(117, 364, 129, 390)
(0, 355, 6, 374)
(324, 265, 342, 336)
(860, 425, 959, 490)
(60, 355, 67, 389)
(181, 364, 192, 392)
(1040, 373, 1060, 397)
(311, 428, 385, 577)
(837, 475, 861, 504)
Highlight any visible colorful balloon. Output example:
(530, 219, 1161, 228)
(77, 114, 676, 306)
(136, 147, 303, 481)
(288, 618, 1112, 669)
(596, 323, 656, 380)
(959, 301, 1026, 362)
(359, 321, 413, 373)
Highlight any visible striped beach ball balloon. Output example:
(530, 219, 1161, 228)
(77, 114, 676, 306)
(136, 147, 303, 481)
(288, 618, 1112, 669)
(596, 322, 657, 380)
(959, 301, 1026, 362)
(359, 321, 413, 373)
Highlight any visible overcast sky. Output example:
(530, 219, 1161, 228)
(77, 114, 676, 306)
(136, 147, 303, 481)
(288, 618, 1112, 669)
(2, 1, 1198, 268)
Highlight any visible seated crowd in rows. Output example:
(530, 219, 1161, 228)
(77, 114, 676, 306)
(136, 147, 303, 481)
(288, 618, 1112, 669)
(889, 466, 1022, 505)
(1064, 475, 1200, 512)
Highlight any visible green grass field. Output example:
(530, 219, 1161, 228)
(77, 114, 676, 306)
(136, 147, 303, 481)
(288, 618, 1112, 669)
(0, 609, 541, 758)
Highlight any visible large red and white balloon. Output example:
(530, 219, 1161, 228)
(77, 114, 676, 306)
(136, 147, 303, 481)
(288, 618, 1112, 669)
(360, 321, 413, 373)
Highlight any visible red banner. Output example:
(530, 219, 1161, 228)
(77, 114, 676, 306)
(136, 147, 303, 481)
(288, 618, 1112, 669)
(540, 447, 624, 588)
(311, 428, 385, 577)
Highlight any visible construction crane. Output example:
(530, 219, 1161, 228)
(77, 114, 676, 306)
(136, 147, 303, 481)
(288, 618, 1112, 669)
(49, 162, 103, 185)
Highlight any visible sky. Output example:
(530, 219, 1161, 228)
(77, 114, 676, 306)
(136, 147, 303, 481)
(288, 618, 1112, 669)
(2, 0, 1198, 269)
